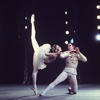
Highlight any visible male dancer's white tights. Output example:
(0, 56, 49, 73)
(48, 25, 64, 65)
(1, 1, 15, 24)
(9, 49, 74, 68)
(41, 71, 78, 95)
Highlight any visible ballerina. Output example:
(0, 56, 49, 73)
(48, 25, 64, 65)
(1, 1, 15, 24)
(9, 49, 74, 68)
(31, 14, 62, 95)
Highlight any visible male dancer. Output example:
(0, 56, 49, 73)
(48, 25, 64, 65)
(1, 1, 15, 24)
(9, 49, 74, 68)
(40, 43, 87, 95)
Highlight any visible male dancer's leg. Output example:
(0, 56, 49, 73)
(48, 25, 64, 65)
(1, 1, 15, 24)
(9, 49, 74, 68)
(69, 74, 78, 94)
(40, 71, 68, 96)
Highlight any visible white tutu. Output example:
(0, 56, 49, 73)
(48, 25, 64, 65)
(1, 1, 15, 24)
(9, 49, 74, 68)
(37, 44, 51, 70)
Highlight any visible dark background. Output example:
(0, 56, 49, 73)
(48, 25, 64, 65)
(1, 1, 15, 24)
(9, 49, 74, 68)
(0, 0, 100, 84)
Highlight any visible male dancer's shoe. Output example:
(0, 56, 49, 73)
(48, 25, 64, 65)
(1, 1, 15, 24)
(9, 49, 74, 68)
(68, 87, 72, 94)
(68, 87, 77, 94)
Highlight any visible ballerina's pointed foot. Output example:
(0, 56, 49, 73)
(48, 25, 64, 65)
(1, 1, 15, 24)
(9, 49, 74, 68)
(31, 87, 38, 95)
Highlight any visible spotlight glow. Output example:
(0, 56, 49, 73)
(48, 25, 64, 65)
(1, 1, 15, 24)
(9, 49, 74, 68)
(95, 34, 100, 41)
(18, 35, 20, 39)
(73, 30, 76, 33)
(97, 25, 100, 30)
(65, 31, 69, 35)
(97, 15, 100, 19)
(96, 5, 100, 9)
(65, 11, 67, 15)
(65, 21, 68, 25)
(25, 17, 27, 20)
(25, 26, 27, 29)
(65, 41, 68, 44)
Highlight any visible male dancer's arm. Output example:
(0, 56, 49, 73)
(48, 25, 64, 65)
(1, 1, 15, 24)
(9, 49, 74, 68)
(75, 47, 87, 62)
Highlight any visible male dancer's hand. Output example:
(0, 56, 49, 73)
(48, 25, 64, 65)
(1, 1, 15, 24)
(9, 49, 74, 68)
(75, 47, 80, 53)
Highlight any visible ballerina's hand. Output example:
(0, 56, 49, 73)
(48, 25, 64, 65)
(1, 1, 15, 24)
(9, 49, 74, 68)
(70, 49, 76, 53)
(31, 14, 35, 23)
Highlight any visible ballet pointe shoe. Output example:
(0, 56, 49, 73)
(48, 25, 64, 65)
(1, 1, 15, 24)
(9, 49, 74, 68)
(31, 87, 38, 95)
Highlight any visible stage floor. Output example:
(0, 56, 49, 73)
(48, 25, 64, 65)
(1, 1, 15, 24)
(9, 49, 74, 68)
(0, 84, 100, 100)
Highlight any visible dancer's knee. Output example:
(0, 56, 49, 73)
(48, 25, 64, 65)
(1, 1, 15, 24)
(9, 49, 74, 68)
(32, 71, 38, 76)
